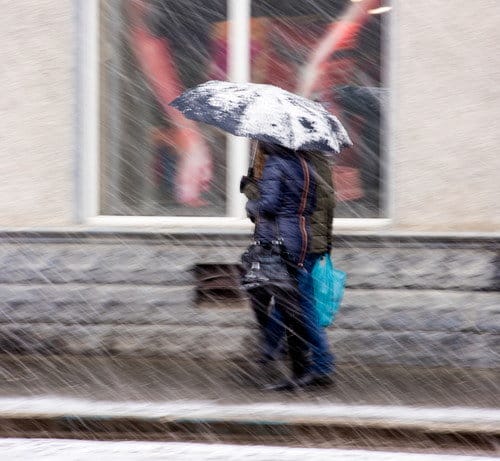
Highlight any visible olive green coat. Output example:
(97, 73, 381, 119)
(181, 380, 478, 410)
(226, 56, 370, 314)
(306, 152, 335, 254)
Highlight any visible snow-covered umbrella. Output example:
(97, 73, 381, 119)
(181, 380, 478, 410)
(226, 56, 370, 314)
(170, 80, 352, 154)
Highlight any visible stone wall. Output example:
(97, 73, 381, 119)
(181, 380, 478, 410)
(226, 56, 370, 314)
(0, 231, 498, 368)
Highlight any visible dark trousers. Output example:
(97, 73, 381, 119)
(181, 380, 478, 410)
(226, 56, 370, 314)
(249, 281, 309, 378)
(250, 255, 335, 377)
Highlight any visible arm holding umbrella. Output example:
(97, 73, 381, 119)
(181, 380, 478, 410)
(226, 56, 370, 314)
(246, 155, 283, 221)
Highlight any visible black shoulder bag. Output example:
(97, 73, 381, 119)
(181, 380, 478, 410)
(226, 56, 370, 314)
(240, 221, 294, 291)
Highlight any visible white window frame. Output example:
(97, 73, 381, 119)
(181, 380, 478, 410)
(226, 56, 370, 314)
(77, 0, 392, 231)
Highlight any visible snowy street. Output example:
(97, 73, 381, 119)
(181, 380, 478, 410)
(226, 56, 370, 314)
(1, 440, 499, 461)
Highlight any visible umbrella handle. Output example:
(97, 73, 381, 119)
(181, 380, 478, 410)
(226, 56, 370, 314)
(248, 141, 259, 178)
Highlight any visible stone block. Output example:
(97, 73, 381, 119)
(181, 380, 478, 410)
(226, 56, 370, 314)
(327, 289, 499, 333)
(0, 322, 497, 369)
(0, 245, 197, 285)
(328, 329, 488, 368)
(333, 248, 496, 290)
(0, 285, 196, 324)
(475, 303, 500, 334)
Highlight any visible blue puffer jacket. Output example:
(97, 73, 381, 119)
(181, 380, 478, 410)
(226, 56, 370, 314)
(246, 152, 316, 266)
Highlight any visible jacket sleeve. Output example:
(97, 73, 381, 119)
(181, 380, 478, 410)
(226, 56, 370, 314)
(246, 155, 283, 218)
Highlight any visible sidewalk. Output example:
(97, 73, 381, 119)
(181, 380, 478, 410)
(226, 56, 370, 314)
(0, 355, 498, 455)
(0, 355, 498, 408)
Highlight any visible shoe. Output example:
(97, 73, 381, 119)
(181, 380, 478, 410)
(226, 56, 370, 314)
(264, 372, 315, 391)
(255, 353, 275, 366)
(299, 374, 335, 389)
(294, 372, 317, 388)
(262, 378, 297, 392)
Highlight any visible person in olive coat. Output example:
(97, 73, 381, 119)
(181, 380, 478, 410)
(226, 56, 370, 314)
(242, 146, 335, 389)
(298, 151, 336, 386)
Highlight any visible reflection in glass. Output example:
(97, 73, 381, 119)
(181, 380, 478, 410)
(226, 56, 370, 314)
(250, 0, 387, 218)
(100, 0, 388, 218)
(100, 0, 228, 216)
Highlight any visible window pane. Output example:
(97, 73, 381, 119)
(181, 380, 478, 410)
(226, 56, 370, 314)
(250, 0, 388, 218)
(100, 0, 228, 216)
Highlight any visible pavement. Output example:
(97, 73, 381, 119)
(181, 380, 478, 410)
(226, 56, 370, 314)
(0, 355, 498, 456)
(0, 354, 498, 408)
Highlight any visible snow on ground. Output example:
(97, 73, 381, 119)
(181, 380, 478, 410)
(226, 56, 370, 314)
(0, 440, 498, 461)
(0, 396, 499, 432)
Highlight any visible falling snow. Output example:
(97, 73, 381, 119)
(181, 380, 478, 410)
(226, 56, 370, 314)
(0, 0, 499, 460)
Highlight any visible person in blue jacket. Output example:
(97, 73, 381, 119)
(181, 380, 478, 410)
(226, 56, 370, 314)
(245, 142, 316, 390)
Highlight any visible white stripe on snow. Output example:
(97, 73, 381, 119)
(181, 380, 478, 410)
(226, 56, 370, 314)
(0, 396, 498, 433)
(0, 439, 497, 461)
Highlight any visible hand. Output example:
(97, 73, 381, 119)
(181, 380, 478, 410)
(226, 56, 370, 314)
(245, 200, 258, 222)
(240, 175, 251, 193)
(173, 129, 213, 206)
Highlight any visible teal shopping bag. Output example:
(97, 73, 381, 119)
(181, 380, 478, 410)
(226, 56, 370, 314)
(311, 254, 347, 327)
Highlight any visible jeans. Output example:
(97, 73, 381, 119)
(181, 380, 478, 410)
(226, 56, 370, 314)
(250, 253, 335, 376)
(299, 253, 335, 375)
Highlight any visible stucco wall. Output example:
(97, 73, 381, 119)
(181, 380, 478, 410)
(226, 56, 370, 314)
(0, 1, 499, 231)
(0, 0, 73, 226)
(392, 0, 500, 231)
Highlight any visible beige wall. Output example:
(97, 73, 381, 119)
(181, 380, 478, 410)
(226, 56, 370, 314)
(392, 0, 500, 231)
(0, 1, 499, 231)
(0, 0, 73, 226)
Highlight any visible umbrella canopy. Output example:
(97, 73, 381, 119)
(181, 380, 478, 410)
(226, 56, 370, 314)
(170, 80, 352, 154)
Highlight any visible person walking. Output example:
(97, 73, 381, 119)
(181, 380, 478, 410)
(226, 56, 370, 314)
(242, 148, 336, 389)
(240, 145, 283, 365)
(245, 142, 316, 388)
(297, 151, 336, 386)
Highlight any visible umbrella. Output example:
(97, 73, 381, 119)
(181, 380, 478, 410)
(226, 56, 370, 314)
(170, 80, 352, 154)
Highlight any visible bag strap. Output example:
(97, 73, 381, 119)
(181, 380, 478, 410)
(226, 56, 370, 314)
(247, 140, 259, 179)
(273, 219, 282, 244)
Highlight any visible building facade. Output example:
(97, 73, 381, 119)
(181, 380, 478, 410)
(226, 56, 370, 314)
(1, 1, 499, 369)
(1, 0, 499, 232)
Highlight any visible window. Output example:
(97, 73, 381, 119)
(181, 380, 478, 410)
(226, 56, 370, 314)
(100, 0, 228, 217)
(96, 0, 390, 221)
